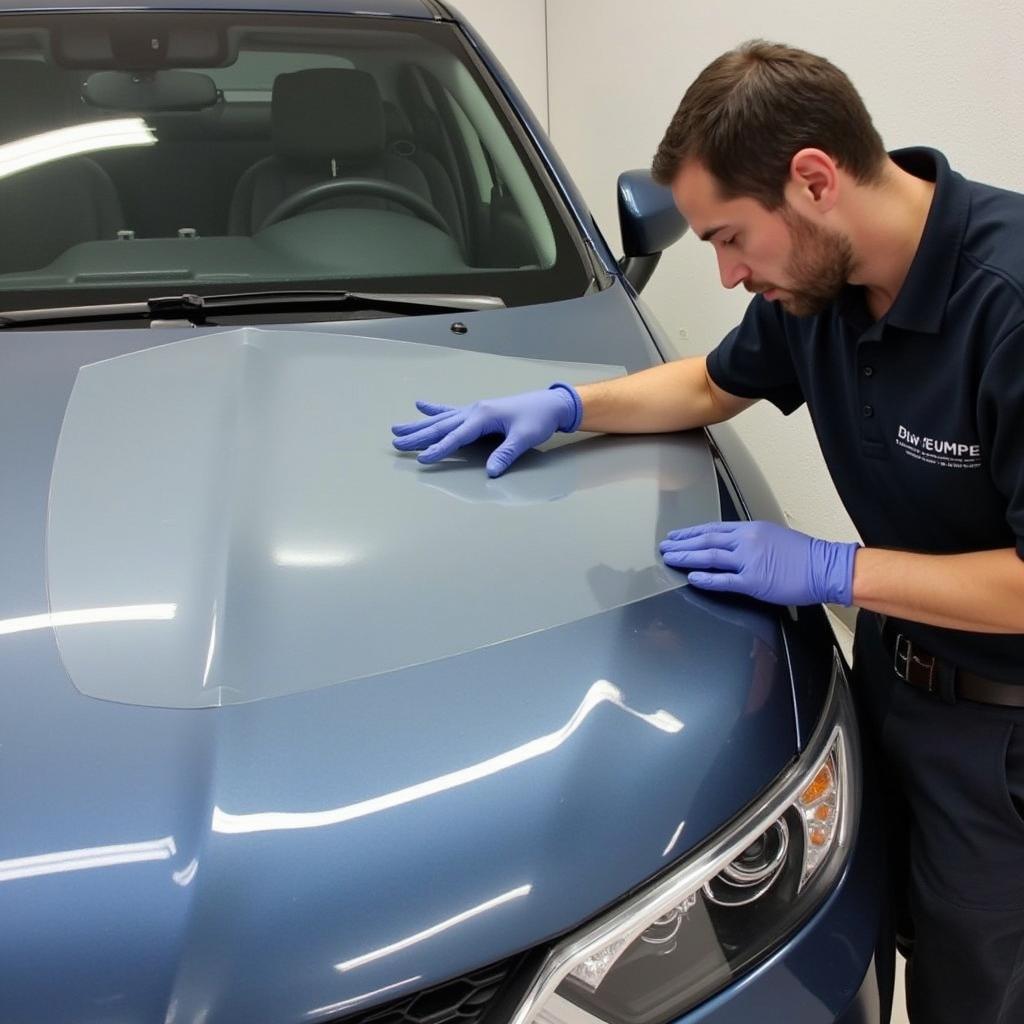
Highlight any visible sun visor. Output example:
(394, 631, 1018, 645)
(47, 327, 717, 708)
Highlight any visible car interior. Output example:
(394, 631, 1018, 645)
(0, 14, 578, 304)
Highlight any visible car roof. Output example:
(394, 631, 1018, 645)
(0, 0, 447, 18)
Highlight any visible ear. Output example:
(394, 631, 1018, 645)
(785, 148, 840, 214)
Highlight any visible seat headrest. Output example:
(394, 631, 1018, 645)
(272, 68, 386, 164)
(0, 60, 77, 144)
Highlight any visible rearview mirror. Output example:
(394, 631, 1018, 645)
(83, 70, 219, 112)
(617, 169, 687, 293)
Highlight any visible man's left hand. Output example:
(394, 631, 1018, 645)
(659, 520, 859, 606)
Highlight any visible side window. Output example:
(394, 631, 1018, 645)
(202, 51, 356, 103)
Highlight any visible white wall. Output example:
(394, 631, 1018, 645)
(543, 0, 1024, 544)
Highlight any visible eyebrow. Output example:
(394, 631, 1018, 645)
(699, 225, 729, 242)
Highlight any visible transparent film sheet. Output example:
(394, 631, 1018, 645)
(48, 327, 716, 707)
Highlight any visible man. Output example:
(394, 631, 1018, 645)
(391, 42, 1024, 1023)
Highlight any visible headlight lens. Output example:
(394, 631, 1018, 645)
(514, 650, 858, 1024)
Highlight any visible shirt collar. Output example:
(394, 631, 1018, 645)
(882, 147, 970, 334)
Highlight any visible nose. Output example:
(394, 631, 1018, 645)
(717, 252, 750, 290)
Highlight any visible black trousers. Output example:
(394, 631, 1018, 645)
(852, 612, 1024, 1024)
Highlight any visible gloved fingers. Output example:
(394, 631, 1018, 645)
(415, 400, 458, 416)
(661, 546, 742, 572)
(418, 419, 484, 464)
(485, 429, 531, 477)
(686, 571, 745, 593)
(659, 530, 738, 554)
(391, 406, 461, 437)
(392, 413, 466, 451)
(666, 521, 737, 542)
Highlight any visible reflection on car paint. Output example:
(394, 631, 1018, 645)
(0, 602, 177, 636)
(172, 858, 199, 888)
(306, 976, 424, 1021)
(662, 819, 688, 858)
(212, 679, 684, 835)
(0, 836, 177, 883)
(335, 884, 532, 973)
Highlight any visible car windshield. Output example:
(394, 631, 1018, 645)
(0, 11, 592, 313)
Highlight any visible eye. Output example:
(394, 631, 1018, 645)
(721, 235, 738, 248)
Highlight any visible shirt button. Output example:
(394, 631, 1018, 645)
(863, 365, 874, 377)
(862, 404, 874, 418)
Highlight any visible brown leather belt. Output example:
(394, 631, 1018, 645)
(879, 618, 1024, 708)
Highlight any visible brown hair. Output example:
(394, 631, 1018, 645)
(652, 41, 886, 208)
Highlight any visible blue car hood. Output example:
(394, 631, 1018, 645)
(0, 286, 798, 1023)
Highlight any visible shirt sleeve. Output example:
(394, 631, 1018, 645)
(978, 321, 1024, 560)
(706, 296, 805, 415)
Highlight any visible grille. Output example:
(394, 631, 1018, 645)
(335, 954, 531, 1024)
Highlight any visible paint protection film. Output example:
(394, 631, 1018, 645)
(47, 327, 717, 707)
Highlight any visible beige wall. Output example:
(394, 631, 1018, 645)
(454, 0, 1024, 546)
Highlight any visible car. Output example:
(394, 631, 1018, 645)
(0, 2, 894, 1022)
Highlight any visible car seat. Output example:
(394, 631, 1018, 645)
(228, 67, 453, 240)
(0, 61, 126, 275)
(382, 99, 465, 253)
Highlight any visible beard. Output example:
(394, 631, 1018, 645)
(748, 208, 855, 317)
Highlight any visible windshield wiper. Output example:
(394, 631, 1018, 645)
(0, 289, 505, 329)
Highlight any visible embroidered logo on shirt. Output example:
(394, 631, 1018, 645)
(896, 425, 982, 469)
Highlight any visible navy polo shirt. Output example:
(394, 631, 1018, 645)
(707, 148, 1024, 683)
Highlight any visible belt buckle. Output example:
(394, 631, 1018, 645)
(894, 633, 937, 693)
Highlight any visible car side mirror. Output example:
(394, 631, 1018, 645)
(617, 169, 687, 293)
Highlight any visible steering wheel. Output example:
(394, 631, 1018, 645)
(258, 177, 450, 234)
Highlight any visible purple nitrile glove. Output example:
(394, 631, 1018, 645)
(659, 520, 860, 607)
(391, 382, 582, 478)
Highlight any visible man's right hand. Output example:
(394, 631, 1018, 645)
(391, 382, 582, 477)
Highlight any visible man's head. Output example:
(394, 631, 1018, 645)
(652, 41, 886, 316)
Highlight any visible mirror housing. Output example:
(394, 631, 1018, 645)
(83, 70, 219, 112)
(616, 169, 687, 293)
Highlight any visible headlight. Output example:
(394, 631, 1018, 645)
(512, 650, 858, 1024)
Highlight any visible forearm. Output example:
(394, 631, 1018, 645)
(576, 355, 751, 434)
(852, 546, 1024, 633)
